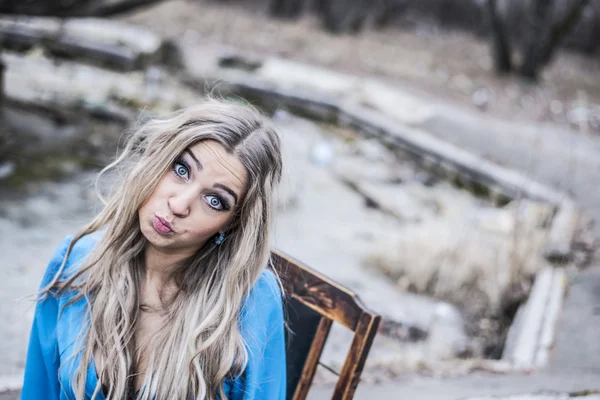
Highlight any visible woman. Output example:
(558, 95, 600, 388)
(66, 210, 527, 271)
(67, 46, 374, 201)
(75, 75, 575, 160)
(21, 99, 286, 400)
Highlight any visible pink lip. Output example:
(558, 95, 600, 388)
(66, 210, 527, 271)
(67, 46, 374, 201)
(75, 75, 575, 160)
(153, 215, 174, 235)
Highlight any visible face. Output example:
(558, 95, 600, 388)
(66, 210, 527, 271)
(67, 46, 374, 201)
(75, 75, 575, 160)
(138, 140, 247, 259)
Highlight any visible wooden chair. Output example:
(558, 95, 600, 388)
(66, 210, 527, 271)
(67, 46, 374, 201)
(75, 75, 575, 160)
(270, 250, 381, 400)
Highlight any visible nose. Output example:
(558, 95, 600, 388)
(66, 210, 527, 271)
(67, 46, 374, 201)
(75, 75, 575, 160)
(167, 190, 194, 219)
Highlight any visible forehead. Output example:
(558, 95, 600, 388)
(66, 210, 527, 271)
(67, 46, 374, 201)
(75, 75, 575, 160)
(187, 140, 247, 192)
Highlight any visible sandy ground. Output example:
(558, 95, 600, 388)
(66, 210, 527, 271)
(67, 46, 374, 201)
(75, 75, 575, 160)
(121, 0, 600, 136)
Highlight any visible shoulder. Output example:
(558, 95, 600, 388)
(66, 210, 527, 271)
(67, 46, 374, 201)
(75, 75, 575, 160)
(41, 232, 102, 288)
(239, 269, 286, 360)
(241, 269, 285, 325)
(246, 270, 284, 309)
(252, 270, 283, 300)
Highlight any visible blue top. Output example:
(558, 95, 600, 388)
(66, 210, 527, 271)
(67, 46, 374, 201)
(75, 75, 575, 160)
(21, 235, 286, 400)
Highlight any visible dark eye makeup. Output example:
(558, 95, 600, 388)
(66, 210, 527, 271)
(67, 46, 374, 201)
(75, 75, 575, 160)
(207, 194, 231, 212)
(172, 157, 190, 180)
(171, 157, 233, 212)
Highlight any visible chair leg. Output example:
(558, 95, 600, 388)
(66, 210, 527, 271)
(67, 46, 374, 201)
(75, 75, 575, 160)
(332, 312, 381, 400)
(293, 317, 333, 400)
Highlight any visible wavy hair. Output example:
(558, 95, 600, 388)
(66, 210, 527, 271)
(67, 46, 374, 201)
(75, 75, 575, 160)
(43, 99, 283, 399)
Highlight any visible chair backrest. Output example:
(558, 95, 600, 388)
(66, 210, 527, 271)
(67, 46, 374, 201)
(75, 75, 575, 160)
(270, 250, 381, 400)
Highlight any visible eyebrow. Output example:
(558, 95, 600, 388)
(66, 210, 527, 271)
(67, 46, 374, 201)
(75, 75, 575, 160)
(214, 183, 239, 205)
(185, 149, 203, 171)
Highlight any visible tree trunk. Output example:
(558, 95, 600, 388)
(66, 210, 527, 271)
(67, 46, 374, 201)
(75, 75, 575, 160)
(0, 46, 6, 165)
(486, 0, 513, 74)
(520, 0, 554, 80)
(270, 0, 304, 19)
(320, 0, 370, 34)
(539, 0, 590, 66)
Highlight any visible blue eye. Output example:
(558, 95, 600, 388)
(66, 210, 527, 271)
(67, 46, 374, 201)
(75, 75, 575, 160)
(206, 195, 224, 211)
(173, 159, 189, 180)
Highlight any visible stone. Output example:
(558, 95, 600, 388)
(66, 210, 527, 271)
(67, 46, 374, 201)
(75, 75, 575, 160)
(3, 51, 197, 119)
(0, 17, 164, 70)
(258, 57, 359, 96)
(357, 80, 437, 126)
(0, 17, 61, 51)
(543, 201, 580, 263)
(502, 268, 566, 370)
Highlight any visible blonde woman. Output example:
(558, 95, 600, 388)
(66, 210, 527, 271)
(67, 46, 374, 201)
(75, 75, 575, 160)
(21, 99, 286, 400)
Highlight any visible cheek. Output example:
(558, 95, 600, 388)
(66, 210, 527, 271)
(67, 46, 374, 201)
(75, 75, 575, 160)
(140, 177, 169, 212)
(138, 193, 156, 218)
(184, 210, 231, 238)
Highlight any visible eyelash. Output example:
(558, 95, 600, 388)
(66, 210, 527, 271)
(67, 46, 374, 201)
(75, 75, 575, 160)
(207, 194, 231, 212)
(173, 158, 190, 180)
(172, 158, 231, 212)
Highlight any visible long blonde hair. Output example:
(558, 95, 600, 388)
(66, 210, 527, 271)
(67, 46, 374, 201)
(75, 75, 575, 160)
(43, 99, 283, 399)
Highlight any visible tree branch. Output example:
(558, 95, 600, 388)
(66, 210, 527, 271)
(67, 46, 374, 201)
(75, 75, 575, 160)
(539, 0, 590, 66)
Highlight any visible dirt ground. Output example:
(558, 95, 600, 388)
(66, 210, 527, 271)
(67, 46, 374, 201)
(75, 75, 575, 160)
(121, 0, 600, 136)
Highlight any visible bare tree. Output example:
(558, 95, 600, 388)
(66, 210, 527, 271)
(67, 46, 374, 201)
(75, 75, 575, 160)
(486, 0, 591, 81)
(270, 0, 305, 19)
(486, 0, 513, 74)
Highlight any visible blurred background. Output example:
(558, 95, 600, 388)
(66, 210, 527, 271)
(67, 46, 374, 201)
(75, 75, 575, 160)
(0, 0, 599, 399)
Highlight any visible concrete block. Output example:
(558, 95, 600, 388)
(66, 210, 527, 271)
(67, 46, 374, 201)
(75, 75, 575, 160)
(0, 17, 163, 70)
(543, 201, 580, 263)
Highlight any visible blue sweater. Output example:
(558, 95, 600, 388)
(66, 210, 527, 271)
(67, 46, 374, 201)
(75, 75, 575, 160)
(21, 235, 286, 400)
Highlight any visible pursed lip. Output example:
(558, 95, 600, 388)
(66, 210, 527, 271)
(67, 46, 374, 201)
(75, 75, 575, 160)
(154, 215, 175, 234)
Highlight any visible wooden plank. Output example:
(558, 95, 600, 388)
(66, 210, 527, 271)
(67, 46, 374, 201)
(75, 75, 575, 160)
(270, 250, 382, 398)
(271, 251, 373, 331)
(292, 317, 333, 400)
(333, 312, 381, 400)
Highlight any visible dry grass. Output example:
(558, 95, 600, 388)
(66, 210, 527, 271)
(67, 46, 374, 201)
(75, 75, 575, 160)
(363, 200, 555, 319)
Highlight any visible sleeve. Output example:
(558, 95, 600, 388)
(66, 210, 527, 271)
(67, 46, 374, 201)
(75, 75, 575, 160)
(231, 271, 287, 400)
(21, 236, 73, 400)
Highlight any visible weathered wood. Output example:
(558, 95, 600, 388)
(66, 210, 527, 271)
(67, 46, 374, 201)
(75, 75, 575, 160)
(333, 312, 381, 400)
(272, 251, 371, 331)
(271, 250, 381, 400)
(292, 317, 333, 400)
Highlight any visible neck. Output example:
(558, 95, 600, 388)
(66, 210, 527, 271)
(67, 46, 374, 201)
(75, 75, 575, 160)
(143, 245, 190, 287)
(141, 245, 193, 308)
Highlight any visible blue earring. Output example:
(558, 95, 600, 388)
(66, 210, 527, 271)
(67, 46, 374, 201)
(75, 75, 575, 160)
(215, 231, 225, 245)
